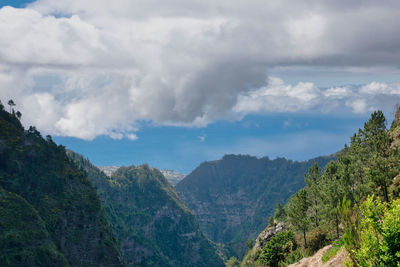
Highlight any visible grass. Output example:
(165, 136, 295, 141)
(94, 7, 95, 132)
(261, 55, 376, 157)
(321, 238, 343, 263)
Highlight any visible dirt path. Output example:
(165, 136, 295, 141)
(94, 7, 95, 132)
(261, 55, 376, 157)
(288, 245, 347, 267)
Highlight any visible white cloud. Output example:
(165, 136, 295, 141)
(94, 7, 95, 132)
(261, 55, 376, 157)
(346, 99, 368, 114)
(233, 77, 321, 113)
(234, 77, 400, 115)
(1, 1, 400, 139)
(126, 134, 138, 140)
(198, 135, 206, 142)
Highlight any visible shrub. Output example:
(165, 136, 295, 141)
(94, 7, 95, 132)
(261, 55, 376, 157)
(354, 196, 400, 266)
(285, 249, 303, 265)
(225, 256, 240, 267)
(259, 231, 297, 267)
(307, 228, 330, 254)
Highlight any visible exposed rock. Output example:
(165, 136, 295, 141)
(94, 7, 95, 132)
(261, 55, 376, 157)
(98, 166, 120, 176)
(160, 169, 186, 186)
(99, 166, 186, 186)
(252, 222, 285, 252)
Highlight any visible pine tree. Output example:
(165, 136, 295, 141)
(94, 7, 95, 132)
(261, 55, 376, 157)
(305, 163, 322, 228)
(286, 188, 310, 247)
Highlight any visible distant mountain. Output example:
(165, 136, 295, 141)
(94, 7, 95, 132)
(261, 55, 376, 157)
(160, 170, 186, 186)
(175, 154, 335, 257)
(99, 166, 185, 187)
(0, 107, 123, 266)
(71, 153, 224, 267)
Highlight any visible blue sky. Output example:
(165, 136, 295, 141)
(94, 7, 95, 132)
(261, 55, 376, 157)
(1, 0, 34, 8)
(2, 1, 400, 173)
(53, 114, 372, 173)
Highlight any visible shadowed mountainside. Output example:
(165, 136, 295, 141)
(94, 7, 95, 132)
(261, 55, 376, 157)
(0, 106, 123, 266)
(69, 152, 224, 267)
(176, 154, 335, 257)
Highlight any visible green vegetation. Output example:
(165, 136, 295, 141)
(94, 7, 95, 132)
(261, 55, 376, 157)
(68, 151, 224, 267)
(259, 231, 297, 267)
(242, 109, 400, 266)
(176, 154, 334, 257)
(0, 187, 68, 267)
(0, 100, 123, 266)
(352, 196, 400, 266)
(225, 256, 240, 267)
(321, 239, 343, 263)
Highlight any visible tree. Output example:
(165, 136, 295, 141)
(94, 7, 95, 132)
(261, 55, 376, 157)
(319, 161, 344, 238)
(339, 197, 362, 265)
(354, 110, 397, 202)
(15, 111, 22, 120)
(305, 163, 322, 228)
(286, 188, 310, 248)
(274, 203, 286, 222)
(7, 99, 15, 113)
(0, 100, 4, 111)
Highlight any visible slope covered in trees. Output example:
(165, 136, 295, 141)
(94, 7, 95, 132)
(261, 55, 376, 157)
(0, 102, 123, 266)
(175, 154, 334, 257)
(241, 110, 400, 267)
(68, 151, 224, 267)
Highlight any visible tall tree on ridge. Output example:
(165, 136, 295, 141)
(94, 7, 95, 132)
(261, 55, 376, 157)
(7, 99, 15, 113)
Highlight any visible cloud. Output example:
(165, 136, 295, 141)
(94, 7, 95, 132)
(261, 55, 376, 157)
(198, 135, 206, 142)
(234, 77, 400, 116)
(233, 77, 321, 113)
(0, 1, 400, 139)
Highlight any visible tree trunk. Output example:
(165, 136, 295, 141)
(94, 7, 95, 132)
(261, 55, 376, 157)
(384, 183, 389, 203)
(335, 211, 340, 239)
(303, 230, 307, 248)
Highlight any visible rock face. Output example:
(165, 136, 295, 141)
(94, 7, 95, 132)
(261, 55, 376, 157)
(176, 154, 335, 257)
(98, 166, 120, 177)
(0, 108, 123, 266)
(71, 153, 224, 267)
(240, 222, 286, 267)
(99, 166, 186, 187)
(252, 222, 285, 252)
(160, 170, 186, 186)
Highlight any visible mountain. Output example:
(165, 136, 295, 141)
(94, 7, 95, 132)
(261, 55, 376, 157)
(69, 153, 224, 267)
(175, 154, 335, 257)
(0, 106, 123, 266)
(160, 170, 186, 186)
(99, 166, 185, 186)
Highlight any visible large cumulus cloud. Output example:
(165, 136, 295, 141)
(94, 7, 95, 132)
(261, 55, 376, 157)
(0, 1, 400, 139)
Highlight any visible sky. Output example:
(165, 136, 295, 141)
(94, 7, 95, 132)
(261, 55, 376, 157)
(1, 1, 400, 173)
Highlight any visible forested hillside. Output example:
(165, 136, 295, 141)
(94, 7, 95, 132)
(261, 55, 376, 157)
(68, 152, 224, 267)
(176, 154, 334, 257)
(240, 110, 400, 267)
(0, 102, 123, 266)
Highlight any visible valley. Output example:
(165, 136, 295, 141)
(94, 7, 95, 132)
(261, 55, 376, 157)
(2, 103, 400, 267)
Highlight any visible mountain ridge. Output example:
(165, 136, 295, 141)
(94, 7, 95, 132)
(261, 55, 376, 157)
(68, 152, 224, 267)
(176, 153, 335, 257)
